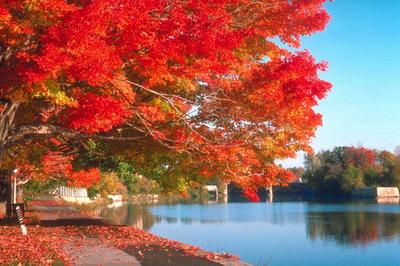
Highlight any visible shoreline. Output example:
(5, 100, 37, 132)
(1, 199, 250, 266)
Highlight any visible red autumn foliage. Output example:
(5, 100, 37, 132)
(42, 151, 100, 188)
(243, 189, 260, 202)
(42, 152, 74, 177)
(0, 0, 332, 200)
(0, 226, 72, 265)
(65, 92, 132, 133)
(343, 147, 377, 170)
(67, 168, 101, 188)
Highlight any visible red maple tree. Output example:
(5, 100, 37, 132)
(0, 0, 332, 198)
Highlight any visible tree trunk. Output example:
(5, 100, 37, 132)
(0, 100, 19, 218)
(0, 100, 19, 155)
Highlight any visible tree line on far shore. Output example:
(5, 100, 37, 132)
(289, 146, 400, 196)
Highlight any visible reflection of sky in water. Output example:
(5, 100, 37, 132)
(100, 202, 400, 266)
(149, 203, 307, 224)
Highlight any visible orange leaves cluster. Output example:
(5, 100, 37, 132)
(0, 5, 10, 25)
(249, 0, 330, 48)
(242, 51, 331, 123)
(65, 92, 131, 133)
(67, 168, 101, 188)
(42, 150, 101, 188)
(137, 104, 167, 124)
(42, 151, 73, 177)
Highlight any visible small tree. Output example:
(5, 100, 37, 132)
(338, 165, 364, 195)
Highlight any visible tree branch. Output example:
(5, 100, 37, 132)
(6, 124, 144, 148)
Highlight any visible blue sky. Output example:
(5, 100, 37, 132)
(282, 0, 400, 167)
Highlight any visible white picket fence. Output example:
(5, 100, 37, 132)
(58, 186, 93, 204)
(57, 186, 123, 204)
(58, 186, 89, 197)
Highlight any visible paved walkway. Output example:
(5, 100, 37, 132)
(30, 201, 142, 265)
(63, 237, 141, 266)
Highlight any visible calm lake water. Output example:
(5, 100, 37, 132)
(98, 200, 400, 266)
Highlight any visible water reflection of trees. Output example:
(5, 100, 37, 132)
(99, 204, 159, 230)
(99, 203, 228, 227)
(306, 211, 400, 245)
(97, 202, 400, 246)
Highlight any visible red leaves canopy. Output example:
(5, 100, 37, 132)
(65, 92, 132, 133)
(0, 0, 332, 196)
